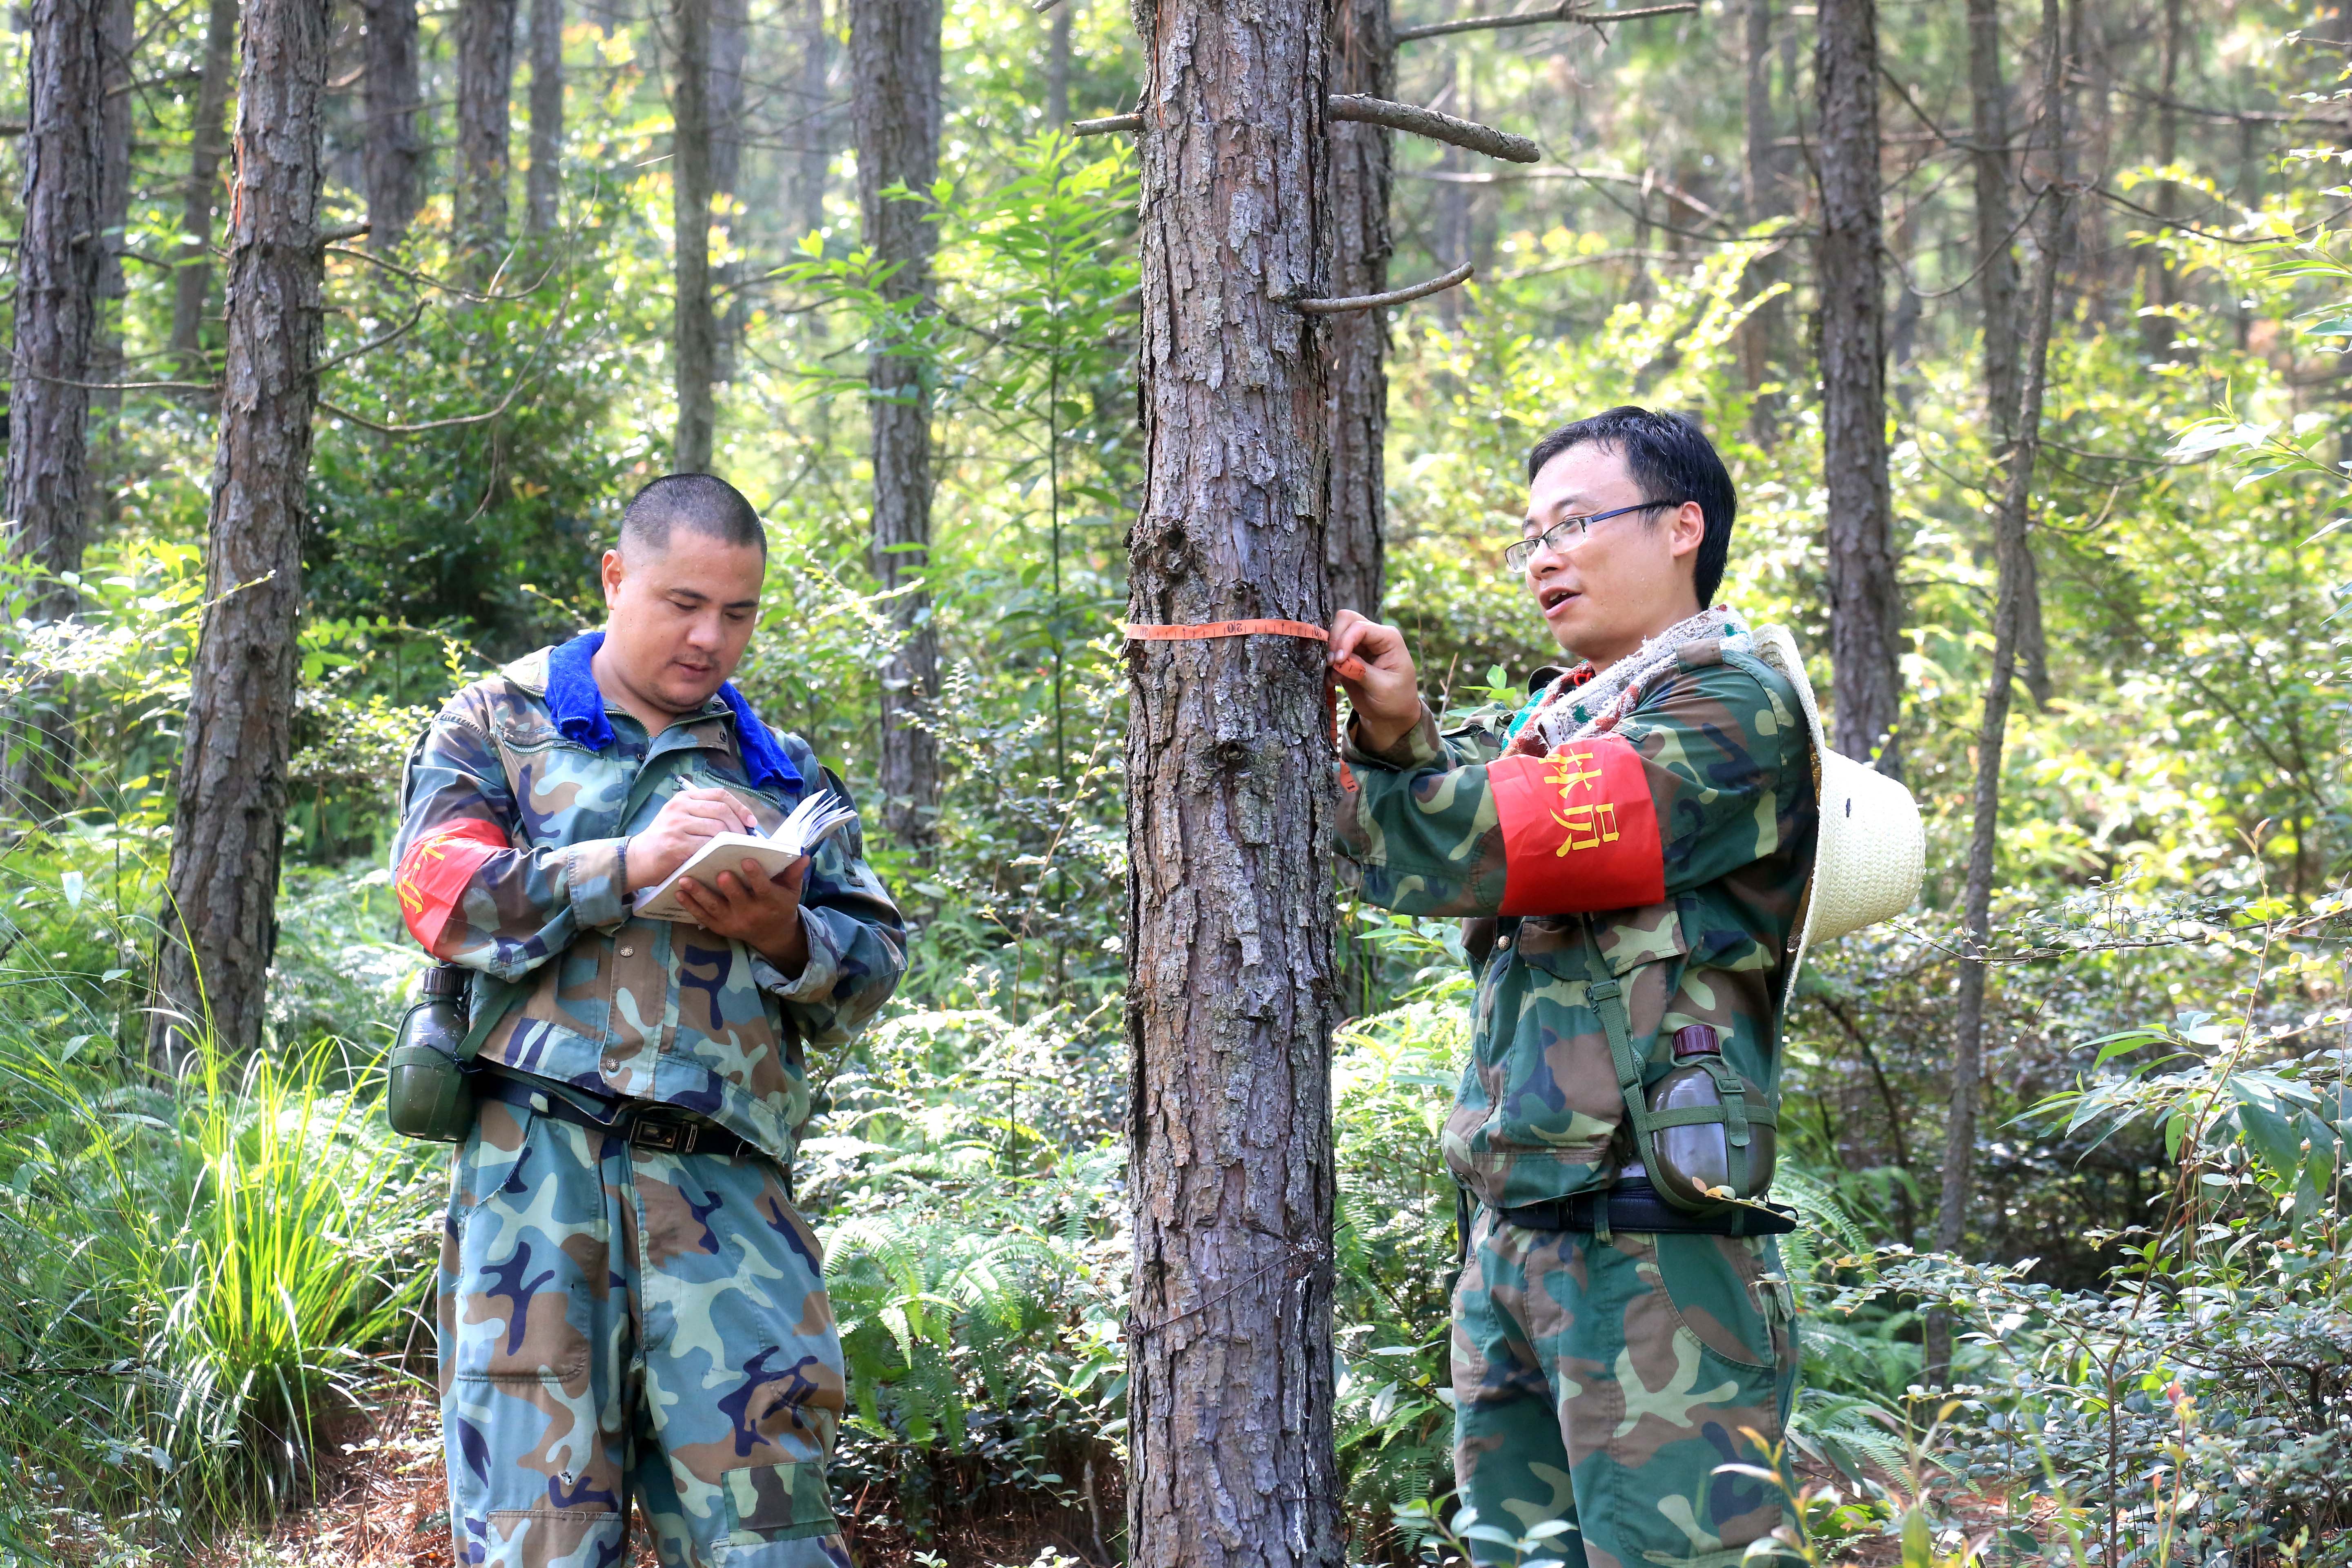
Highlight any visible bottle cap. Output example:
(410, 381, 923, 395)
(1671, 1024, 1720, 1059)
(420, 963, 470, 999)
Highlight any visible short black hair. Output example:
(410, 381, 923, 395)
(1525, 406, 1736, 607)
(618, 473, 767, 557)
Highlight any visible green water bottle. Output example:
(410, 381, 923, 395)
(386, 964, 475, 1142)
(1646, 1023, 1775, 1208)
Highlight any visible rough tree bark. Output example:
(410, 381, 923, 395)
(9, 0, 105, 600)
(1927, 0, 2069, 1386)
(171, 0, 241, 364)
(672, 0, 717, 469)
(851, 0, 942, 845)
(361, 0, 422, 247)
(525, 0, 563, 234)
(1814, 0, 1902, 774)
(455, 0, 519, 254)
(1969, 0, 2050, 706)
(151, 0, 331, 1067)
(1323, 0, 1391, 619)
(1123, 1, 1342, 1565)
(710, 0, 747, 382)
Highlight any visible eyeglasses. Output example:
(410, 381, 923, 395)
(1503, 501, 1679, 570)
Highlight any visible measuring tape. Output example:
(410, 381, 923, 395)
(1120, 618, 1371, 743)
(1119, 618, 1370, 682)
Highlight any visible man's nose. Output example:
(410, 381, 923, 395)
(685, 613, 723, 650)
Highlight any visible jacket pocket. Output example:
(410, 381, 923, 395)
(1475, 909, 1691, 1165)
(719, 1459, 838, 1545)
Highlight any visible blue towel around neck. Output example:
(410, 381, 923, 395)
(543, 631, 802, 793)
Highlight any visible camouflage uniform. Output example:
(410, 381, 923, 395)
(394, 635, 906, 1567)
(1336, 630, 1815, 1568)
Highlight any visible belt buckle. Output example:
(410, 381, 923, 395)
(633, 1119, 691, 1154)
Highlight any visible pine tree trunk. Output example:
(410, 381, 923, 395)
(7, 0, 109, 813)
(1323, 0, 1390, 620)
(1124, 1, 1341, 1564)
(2140, 0, 2182, 359)
(361, 0, 422, 247)
(1737, 0, 1785, 422)
(9, 0, 106, 614)
(89, 0, 131, 423)
(151, 0, 331, 1068)
(851, 0, 941, 846)
(790, 0, 830, 243)
(1814, 0, 1902, 774)
(672, 0, 716, 470)
(710, 0, 746, 383)
(1046, 0, 1071, 126)
(172, 0, 240, 365)
(1969, 0, 2050, 707)
(455, 0, 518, 255)
(525, 0, 562, 233)
(1929, 0, 2069, 1385)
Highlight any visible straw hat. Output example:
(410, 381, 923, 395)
(1746, 624, 1924, 993)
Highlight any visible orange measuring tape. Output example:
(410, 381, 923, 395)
(1120, 618, 1369, 742)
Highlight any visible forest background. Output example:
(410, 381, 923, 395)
(0, 0, 2349, 1563)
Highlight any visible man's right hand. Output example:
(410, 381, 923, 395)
(1330, 609, 1423, 755)
(626, 786, 764, 891)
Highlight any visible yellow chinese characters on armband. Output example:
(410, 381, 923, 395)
(1487, 737, 1664, 916)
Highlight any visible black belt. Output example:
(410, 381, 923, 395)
(475, 1069, 772, 1164)
(1497, 1178, 1797, 1237)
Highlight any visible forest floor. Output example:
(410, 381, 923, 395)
(231, 1383, 1097, 1568)
(227, 1380, 2006, 1568)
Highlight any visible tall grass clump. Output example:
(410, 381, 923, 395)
(0, 987, 438, 1557)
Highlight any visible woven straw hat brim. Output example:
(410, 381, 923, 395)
(1747, 626, 1924, 995)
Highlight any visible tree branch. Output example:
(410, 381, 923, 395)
(313, 298, 430, 376)
(1394, 0, 1695, 43)
(1295, 261, 1473, 313)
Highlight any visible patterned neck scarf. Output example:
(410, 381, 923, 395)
(1507, 604, 1749, 757)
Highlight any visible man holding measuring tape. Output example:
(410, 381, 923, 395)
(1330, 407, 1860, 1568)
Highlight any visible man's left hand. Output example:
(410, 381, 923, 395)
(675, 856, 812, 976)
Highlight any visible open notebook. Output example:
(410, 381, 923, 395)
(631, 790, 857, 924)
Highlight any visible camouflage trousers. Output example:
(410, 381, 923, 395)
(1452, 1207, 1797, 1568)
(438, 1082, 851, 1567)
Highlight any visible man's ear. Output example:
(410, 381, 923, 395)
(1668, 502, 1706, 561)
(599, 548, 626, 607)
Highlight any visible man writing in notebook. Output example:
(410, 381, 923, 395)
(393, 473, 905, 1568)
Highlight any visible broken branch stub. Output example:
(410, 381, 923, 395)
(1297, 261, 1473, 314)
(1071, 111, 1143, 136)
(1326, 94, 1539, 163)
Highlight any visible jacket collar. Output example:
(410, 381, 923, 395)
(528, 632, 801, 792)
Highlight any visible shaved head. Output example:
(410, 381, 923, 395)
(619, 473, 767, 559)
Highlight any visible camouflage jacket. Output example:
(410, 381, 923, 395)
(391, 637, 907, 1165)
(1336, 631, 1817, 1211)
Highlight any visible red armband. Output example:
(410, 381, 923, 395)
(395, 818, 511, 954)
(1488, 737, 1665, 916)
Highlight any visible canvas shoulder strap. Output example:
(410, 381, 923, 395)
(1577, 914, 1776, 1209)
